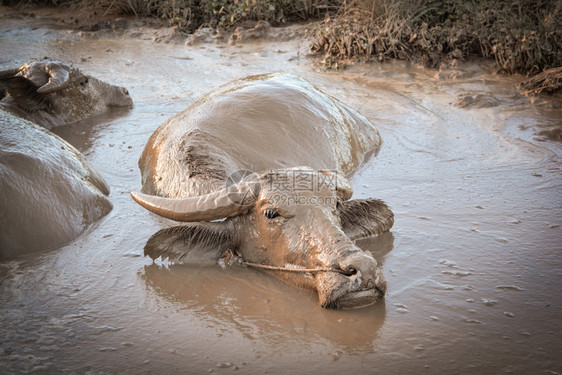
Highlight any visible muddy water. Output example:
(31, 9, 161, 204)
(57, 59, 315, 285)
(1, 9, 561, 375)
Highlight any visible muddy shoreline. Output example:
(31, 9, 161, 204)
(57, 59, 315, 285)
(1, 5, 561, 375)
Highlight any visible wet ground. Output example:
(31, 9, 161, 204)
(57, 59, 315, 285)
(1, 7, 561, 375)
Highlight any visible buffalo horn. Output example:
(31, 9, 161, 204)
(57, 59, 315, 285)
(131, 181, 260, 222)
(37, 63, 72, 94)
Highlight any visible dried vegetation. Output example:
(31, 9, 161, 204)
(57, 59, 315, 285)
(519, 66, 562, 95)
(57, 0, 340, 31)
(5, 0, 562, 92)
(311, 0, 561, 75)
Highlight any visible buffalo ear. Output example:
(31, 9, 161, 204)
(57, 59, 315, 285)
(144, 222, 236, 264)
(0, 74, 50, 112)
(339, 198, 394, 240)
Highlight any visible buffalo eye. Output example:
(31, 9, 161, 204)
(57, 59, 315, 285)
(264, 209, 280, 220)
(80, 78, 89, 87)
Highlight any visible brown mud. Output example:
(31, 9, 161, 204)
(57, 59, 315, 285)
(1, 6, 561, 375)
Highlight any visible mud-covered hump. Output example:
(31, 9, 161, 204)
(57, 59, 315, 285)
(182, 73, 381, 175)
(0, 114, 112, 257)
(178, 132, 228, 181)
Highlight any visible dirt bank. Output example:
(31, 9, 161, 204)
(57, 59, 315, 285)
(6, 0, 561, 80)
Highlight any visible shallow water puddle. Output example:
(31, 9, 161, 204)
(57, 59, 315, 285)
(1, 9, 561, 375)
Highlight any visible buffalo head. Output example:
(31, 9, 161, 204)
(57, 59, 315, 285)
(0, 60, 132, 128)
(131, 167, 393, 309)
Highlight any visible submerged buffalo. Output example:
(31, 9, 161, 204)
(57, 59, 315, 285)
(132, 73, 393, 309)
(0, 59, 132, 129)
(0, 60, 132, 257)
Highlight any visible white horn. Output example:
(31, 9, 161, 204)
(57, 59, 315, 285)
(131, 181, 260, 222)
(37, 62, 72, 94)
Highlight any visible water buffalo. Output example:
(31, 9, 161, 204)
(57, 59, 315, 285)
(132, 73, 393, 309)
(0, 60, 132, 258)
(0, 60, 132, 129)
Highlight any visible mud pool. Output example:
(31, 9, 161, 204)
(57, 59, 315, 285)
(1, 8, 561, 375)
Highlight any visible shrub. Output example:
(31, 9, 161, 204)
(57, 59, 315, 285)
(311, 0, 562, 74)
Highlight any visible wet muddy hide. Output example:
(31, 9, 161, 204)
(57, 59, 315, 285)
(0, 113, 112, 257)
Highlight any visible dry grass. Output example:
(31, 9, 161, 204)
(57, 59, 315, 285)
(5, 0, 562, 91)
(64, 0, 341, 31)
(3, 0, 340, 31)
(311, 0, 562, 76)
(519, 66, 562, 95)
